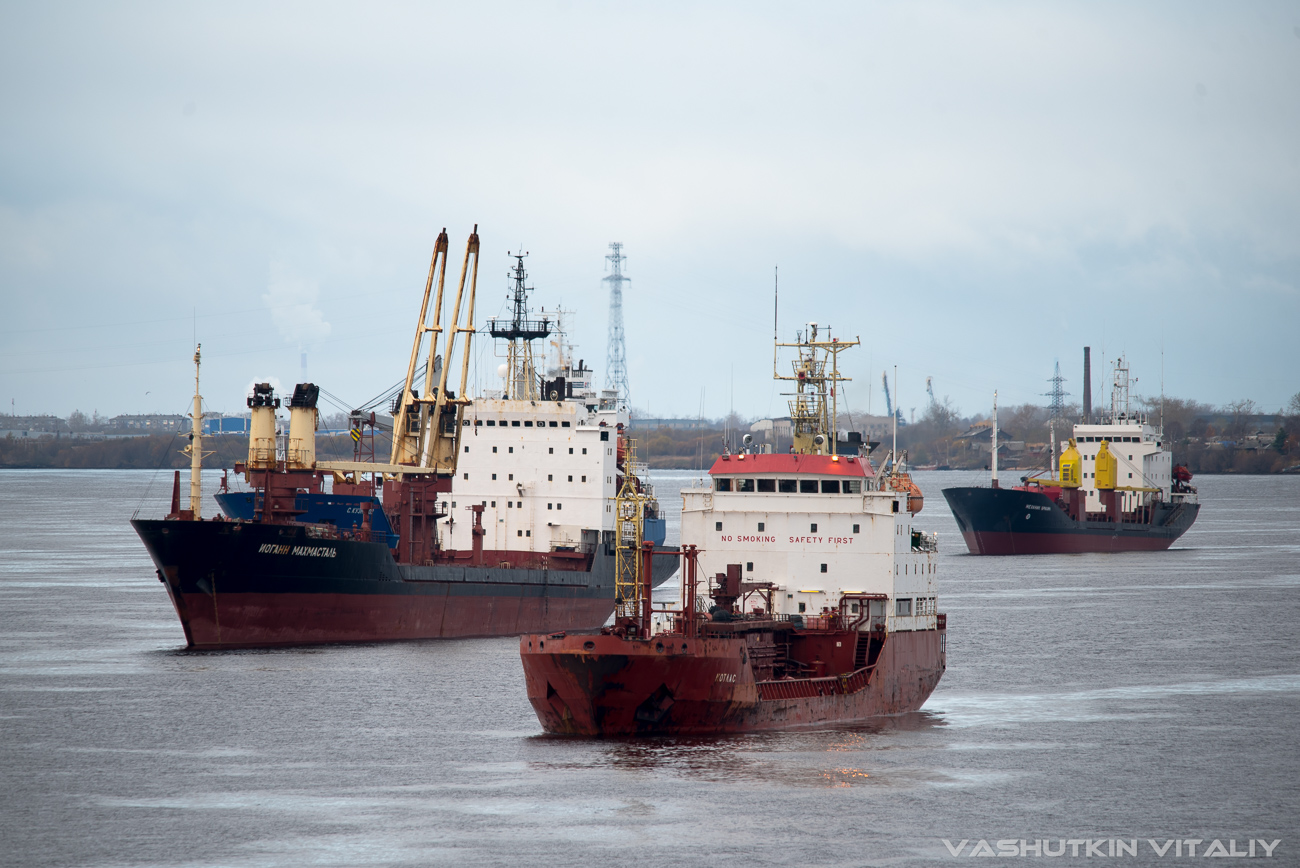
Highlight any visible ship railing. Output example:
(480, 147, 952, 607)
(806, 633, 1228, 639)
(910, 530, 939, 553)
(757, 664, 876, 701)
(550, 542, 596, 555)
(325, 525, 391, 545)
(761, 613, 835, 629)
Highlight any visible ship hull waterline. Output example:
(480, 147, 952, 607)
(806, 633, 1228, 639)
(132, 519, 676, 649)
(520, 628, 946, 736)
(942, 486, 1199, 556)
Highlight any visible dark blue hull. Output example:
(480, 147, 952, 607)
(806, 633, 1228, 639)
(942, 486, 1200, 555)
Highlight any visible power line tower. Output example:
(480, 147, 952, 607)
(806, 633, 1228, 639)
(603, 242, 630, 406)
(1043, 360, 1070, 421)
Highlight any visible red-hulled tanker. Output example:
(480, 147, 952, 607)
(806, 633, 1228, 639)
(520, 324, 947, 735)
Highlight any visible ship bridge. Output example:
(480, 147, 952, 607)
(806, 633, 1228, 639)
(682, 450, 937, 636)
(708, 453, 873, 494)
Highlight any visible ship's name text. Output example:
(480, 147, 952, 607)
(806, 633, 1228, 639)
(258, 543, 338, 558)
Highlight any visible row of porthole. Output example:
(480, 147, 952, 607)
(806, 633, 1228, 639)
(472, 446, 590, 455)
(483, 471, 588, 483)
(468, 419, 572, 428)
(715, 521, 860, 534)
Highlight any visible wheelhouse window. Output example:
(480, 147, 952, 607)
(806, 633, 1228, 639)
(778, 479, 797, 493)
(821, 480, 840, 494)
(843, 479, 862, 494)
(757, 479, 776, 492)
(736, 479, 756, 492)
(799, 479, 818, 493)
(714, 478, 732, 492)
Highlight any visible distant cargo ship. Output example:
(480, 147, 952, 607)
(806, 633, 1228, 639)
(942, 353, 1199, 555)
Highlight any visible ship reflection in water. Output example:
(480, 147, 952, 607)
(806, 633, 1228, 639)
(545, 710, 947, 786)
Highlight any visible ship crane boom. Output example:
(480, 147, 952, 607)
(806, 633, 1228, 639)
(384, 227, 480, 477)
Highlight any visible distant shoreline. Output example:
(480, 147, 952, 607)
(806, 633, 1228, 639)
(1, 434, 1294, 476)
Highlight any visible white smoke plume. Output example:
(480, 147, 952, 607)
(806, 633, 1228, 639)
(262, 263, 332, 346)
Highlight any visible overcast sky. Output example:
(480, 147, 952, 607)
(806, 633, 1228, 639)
(2, 1, 1297, 424)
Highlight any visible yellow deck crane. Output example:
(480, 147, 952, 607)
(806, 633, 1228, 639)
(317, 226, 481, 480)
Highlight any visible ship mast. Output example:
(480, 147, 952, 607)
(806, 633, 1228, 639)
(613, 437, 651, 632)
(1111, 355, 1131, 422)
(991, 390, 999, 489)
(773, 322, 859, 455)
(186, 344, 203, 518)
(488, 252, 551, 401)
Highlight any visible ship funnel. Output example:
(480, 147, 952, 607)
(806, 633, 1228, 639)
(247, 383, 280, 470)
(287, 383, 320, 470)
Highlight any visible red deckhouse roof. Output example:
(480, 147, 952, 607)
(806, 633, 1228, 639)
(708, 453, 874, 478)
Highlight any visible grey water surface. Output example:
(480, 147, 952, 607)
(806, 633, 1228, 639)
(2, 469, 1297, 866)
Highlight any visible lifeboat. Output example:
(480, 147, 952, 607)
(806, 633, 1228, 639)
(885, 472, 924, 513)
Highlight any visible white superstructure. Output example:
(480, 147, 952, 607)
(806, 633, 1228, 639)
(445, 397, 627, 553)
(443, 260, 634, 555)
(1064, 356, 1190, 513)
(680, 453, 939, 635)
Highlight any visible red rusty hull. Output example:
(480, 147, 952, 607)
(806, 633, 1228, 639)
(166, 586, 615, 649)
(520, 628, 946, 735)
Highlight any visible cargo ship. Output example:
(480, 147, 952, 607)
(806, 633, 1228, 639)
(213, 254, 668, 569)
(520, 323, 947, 735)
(132, 228, 673, 649)
(942, 354, 1200, 555)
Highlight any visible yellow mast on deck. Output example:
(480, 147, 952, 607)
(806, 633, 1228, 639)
(613, 437, 650, 623)
(773, 323, 859, 455)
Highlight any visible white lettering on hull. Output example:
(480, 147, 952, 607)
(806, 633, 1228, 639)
(258, 543, 337, 558)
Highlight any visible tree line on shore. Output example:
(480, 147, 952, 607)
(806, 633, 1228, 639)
(3, 393, 1297, 473)
(888, 392, 1300, 475)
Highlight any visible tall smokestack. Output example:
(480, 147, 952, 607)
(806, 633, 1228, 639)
(1083, 347, 1092, 421)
